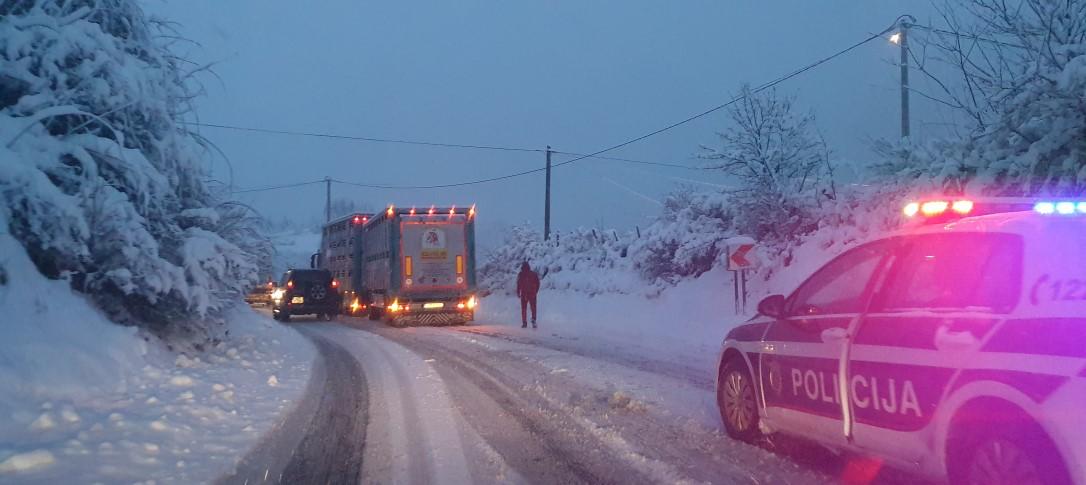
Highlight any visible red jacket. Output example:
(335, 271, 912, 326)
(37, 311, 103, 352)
(516, 269, 540, 298)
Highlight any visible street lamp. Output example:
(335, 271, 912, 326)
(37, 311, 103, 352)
(892, 15, 915, 139)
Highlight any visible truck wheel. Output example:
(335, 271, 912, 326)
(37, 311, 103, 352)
(949, 410, 1069, 485)
(718, 357, 759, 442)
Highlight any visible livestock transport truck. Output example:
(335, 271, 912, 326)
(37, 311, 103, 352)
(314, 206, 478, 325)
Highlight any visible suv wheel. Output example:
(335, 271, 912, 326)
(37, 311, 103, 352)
(950, 411, 1070, 485)
(718, 357, 759, 442)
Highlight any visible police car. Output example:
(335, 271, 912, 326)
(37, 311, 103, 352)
(716, 198, 1086, 485)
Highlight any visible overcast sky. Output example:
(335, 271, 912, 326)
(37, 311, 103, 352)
(147, 1, 955, 249)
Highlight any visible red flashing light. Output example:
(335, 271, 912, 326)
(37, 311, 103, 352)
(920, 200, 949, 216)
(951, 200, 974, 214)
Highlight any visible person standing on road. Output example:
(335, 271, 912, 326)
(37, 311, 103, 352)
(516, 262, 540, 328)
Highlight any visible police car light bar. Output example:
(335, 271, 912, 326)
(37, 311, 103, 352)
(1033, 201, 1086, 215)
(904, 199, 974, 218)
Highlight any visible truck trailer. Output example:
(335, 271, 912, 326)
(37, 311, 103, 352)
(314, 206, 478, 325)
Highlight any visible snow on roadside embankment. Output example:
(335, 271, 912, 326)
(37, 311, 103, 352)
(0, 231, 315, 484)
(478, 266, 746, 364)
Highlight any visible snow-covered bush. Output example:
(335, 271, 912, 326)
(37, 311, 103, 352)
(479, 224, 636, 295)
(0, 1, 267, 335)
(631, 189, 736, 284)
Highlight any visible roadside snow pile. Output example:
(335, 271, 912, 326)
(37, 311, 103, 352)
(0, 226, 315, 484)
(479, 266, 742, 358)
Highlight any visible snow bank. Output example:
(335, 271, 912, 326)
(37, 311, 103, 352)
(0, 227, 315, 483)
(479, 266, 746, 358)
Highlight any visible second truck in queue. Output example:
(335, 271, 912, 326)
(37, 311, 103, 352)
(313, 205, 478, 325)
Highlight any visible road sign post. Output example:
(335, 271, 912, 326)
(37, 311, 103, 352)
(726, 236, 758, 315)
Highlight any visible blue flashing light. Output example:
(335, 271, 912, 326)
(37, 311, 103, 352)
(1034, 202, 1056, 214)
(1056, 201, 1076, 214)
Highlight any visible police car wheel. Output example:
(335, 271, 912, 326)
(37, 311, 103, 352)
(719, 358, 758, 442)
(952, 419, 1070, 485)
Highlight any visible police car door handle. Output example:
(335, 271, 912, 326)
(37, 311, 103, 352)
(820, 327, 849, 343)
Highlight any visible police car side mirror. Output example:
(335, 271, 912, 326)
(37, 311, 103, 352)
(757, 294, 786, 318)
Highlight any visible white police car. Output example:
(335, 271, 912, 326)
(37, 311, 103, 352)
(716, 198, 1086, 485)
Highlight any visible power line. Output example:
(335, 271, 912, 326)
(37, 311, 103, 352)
(231, 22, 895, 192)
(551, 151, 709, 170)
(181, 121, 544, 153)
(909, 24, 1028, 49)
(231, 179, 326, 193)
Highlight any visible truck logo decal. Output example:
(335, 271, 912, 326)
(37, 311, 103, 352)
(421, 228, 447, 260)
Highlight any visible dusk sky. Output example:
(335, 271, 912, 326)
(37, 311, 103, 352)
(148, 1, 954, 248)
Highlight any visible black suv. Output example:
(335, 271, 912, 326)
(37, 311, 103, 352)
(271, 269, 341, 322)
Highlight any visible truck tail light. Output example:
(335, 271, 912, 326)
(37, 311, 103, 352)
(467, 295, 477, 310)
(404, 256, 413, 277)
(388, 299, 402, 312)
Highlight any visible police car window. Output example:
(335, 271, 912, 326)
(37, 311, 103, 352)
(787, 243, 888, 316)
(878, 233, 1022, 313)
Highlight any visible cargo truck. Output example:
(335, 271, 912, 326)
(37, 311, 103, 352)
(314, 206, 478, 325)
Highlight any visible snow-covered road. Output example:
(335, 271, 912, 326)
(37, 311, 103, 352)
(223, 309, 917, 485)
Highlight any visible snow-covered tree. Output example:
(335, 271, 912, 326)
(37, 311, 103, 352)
(631, 189, 736, 283)
(880, 0, 1086, 195)
(0, 1, 268, 335)
(699, 86, 835, 242)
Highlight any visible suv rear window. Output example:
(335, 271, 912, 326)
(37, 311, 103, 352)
(876, 233, 1023, 313)
(284, 270, 331, 284)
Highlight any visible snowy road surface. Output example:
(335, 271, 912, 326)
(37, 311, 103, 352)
(227, 310, 923, 484)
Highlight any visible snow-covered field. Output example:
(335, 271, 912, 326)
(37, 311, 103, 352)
(0, 232, 315, 484)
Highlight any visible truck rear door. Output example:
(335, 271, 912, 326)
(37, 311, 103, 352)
(400, 217, 469, 293)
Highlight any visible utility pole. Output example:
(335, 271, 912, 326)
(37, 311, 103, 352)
(324, 176, 331, 222)
(897, 16, 914, 139)
(544, 146, 552, 240)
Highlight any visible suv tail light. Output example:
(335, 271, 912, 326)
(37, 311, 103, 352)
(331, 279, 339, 289)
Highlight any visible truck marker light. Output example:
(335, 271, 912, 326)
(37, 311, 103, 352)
(920, 200, 948, 216)
(428, 205, 436, 215)
(409, 207, 416, 215)
(1034, 202, 1056, 214)
(951, 200, 974, 214)
(404, 256, 413, 276)
(449, 205, 456, 217)
(456, 255, 464, 274)
(903, 202, 920, 217)
(352, 215, 362, 224)
(1056, 201, 1076, 214)
(387, 205, 395, 216)
(469, 204, 476, 218)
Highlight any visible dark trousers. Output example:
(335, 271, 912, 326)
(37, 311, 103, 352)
(520, 295, 537, 324)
